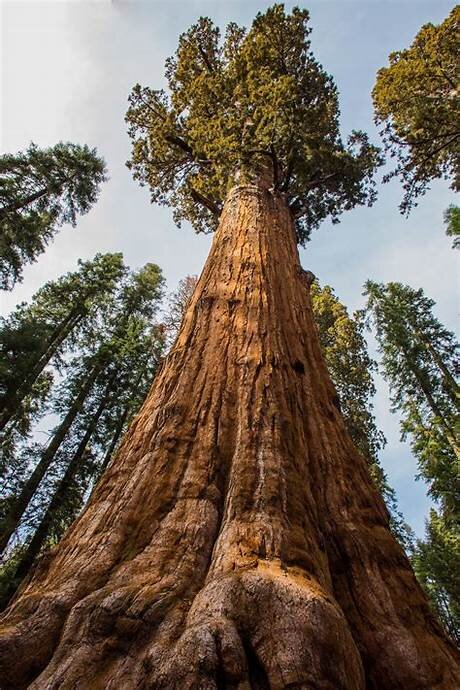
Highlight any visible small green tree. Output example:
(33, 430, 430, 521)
(0, 142, 107, 289)
(310, 281, 412, 547)
(373, 7, 460, 214)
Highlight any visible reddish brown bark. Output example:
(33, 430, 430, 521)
(0, 181, 458, 689)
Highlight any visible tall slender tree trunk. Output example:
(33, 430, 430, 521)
(406, 358, 459, 456)
(0, 171, 77, 217)
(3, 376, 117, 605)
(98, 405, 129, 476)
(414, 328, 459, 404)
(0, 308, 83, 432)
(0, 362, 102, 553)
(0, 181, 458, 689)
(0, 186, 51, 217)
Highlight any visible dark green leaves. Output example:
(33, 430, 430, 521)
(126, 4, 382, 242)
(373, 7, 460, 214)
(0, 142, 107, 289)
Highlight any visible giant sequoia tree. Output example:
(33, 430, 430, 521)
(0, 6, 458, 689)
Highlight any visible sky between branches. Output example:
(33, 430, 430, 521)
(1, 0, 458, 536)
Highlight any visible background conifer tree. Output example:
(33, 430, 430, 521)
(412, 509, 459, 644)
(373, 7, 460, 213)
(364, 280, 459, 513)
(0, 263, 165, 603)
(365, 280, 459, 640)
(0, 262, 164, 556)
(0, 142, 107, 289)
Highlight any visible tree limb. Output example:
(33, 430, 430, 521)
(188, 185, 222, 217)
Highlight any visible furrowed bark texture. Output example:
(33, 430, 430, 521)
(0, 183, 458, 689)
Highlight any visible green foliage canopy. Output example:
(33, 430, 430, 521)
(373, 7, 460, 214)
(0, 142, 107, 289)
(126, 4, 382, 243)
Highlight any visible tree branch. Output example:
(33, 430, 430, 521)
(198, 44, 215, 73)
(165, 135, 194, 156)
(188, 185, 222, 217)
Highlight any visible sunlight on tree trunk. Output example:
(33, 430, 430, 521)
(0, 180, 458, 689)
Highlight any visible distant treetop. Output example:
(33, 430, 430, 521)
(373, 6, 460, 214)
(0, 142, 107, 290)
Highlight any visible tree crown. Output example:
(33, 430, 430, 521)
(126, 4, 382, 243)
(0, 142, 107, 289)
(373, 7, 460, 214)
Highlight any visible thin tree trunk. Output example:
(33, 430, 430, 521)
(4, 376, 116, 604)
(0, 308, 83, 432)
(0, 181, 458, 689)
(0, 171, 77, 217)
(416, 329, 459, 404)
(98, 405, 129, 476)
(406, 358, 459, 456)
(0, 186, 51, 217)
(0, 361, 102, 553)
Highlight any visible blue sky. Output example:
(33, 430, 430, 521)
(1, 0, 458, 536)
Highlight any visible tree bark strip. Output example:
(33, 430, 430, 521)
(0, 182, 458, 690)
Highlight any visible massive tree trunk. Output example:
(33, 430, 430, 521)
(0, 181, 458, 689)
